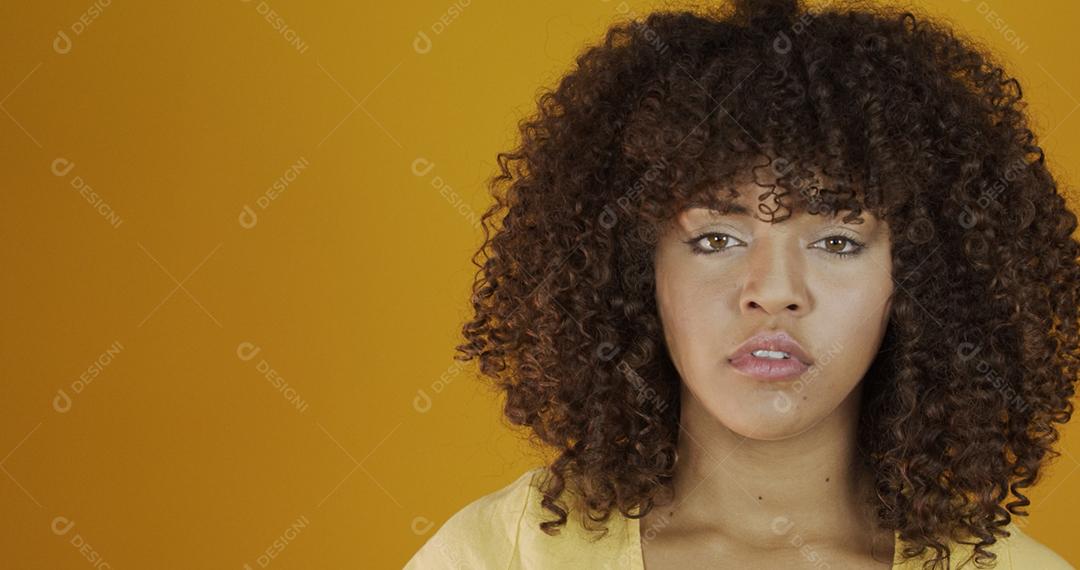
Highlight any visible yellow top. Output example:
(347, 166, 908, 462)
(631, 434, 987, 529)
(405, 467, 1074, 569)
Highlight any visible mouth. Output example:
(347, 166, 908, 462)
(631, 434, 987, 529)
(727, 330, 813, 381)
(728, 351, 810, 380)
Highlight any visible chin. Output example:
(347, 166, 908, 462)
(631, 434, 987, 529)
(726, 420, 808, 441)
(706, 398, 816, 441)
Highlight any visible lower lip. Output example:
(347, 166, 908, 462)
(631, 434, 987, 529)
(728, 354, 810, 380)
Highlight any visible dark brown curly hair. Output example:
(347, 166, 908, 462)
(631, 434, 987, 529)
(453, 0, 1080, 567)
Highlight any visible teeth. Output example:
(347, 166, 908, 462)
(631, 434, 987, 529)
(751, 349, 790, 360)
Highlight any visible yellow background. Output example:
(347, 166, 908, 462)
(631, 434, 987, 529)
(1, 0, 1077, 567)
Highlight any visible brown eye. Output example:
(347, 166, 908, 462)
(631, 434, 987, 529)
(812, 235, 865, 258)
(685, 233, 743, 255)
(823, 237, 846, 253)
(704, 235, 728, 250)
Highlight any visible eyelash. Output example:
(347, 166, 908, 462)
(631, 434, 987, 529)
(684, 232, 867, 258)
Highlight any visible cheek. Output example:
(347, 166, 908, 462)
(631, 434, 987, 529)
(815, 270, 894, 374)
(656, 268, 734, 372)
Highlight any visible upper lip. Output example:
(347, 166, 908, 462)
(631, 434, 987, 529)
(728, 330, 814, 365)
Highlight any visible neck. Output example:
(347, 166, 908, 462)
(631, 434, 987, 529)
(646, 380, 888, 554)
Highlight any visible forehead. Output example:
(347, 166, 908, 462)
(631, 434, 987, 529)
(679, 197, 873, 224)
(676, 171, 880, 225)
(671, 204, 885, 245)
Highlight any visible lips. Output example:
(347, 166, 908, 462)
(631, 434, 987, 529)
(727, 330, 813, 381)
(728, 330, 814, 367)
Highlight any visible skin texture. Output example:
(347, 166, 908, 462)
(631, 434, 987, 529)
(655, 176, 895, 442)
(645, 174, 897, 568)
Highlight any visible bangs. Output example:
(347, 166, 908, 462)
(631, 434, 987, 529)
(611, 17, 917, 232)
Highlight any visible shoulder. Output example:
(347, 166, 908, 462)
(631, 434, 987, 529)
(997, 523, 1074, 569)
(403, 467, 542, 569)
(910, 523, 1075, 570)
(403, 466, 639, 569)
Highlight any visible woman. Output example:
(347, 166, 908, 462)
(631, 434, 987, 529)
(406, 0, 1079, 567)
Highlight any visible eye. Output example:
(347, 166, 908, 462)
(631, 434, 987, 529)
(684, 232, 745, 255)
(684, 233, 866, 258)
(811, 235, 866, 258)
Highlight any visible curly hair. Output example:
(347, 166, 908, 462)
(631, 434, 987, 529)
(453, 0, 1080, 567)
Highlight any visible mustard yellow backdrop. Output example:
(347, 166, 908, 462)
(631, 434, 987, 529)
(1, 0, 1077, 567)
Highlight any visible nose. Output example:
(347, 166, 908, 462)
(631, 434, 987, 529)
(738, 235, 810, 316)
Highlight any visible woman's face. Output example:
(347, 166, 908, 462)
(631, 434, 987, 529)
(653, 182, 895, 441)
